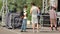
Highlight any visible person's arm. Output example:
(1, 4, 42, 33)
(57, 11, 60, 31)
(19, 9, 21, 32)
(54, 11, 57, 19)
(38, 8, 40, 13)
(30, 8, 32, 15)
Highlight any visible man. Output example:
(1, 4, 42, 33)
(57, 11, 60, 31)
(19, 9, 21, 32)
(30, 3, 39, 32)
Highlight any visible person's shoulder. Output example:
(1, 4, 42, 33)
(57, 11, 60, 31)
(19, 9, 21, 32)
(34, 6, 38, 8)
(33, 6, 38, 10)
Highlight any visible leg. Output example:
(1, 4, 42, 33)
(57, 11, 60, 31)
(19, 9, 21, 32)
(38, 16, 40, 24)
(32, 23, 35, 32)
(24, 19, 27, 31)
(54, 19, 57, 30)
(37, 23, 39, 32)
(50, 19, 53, 30)
(21, 24, 24, 32)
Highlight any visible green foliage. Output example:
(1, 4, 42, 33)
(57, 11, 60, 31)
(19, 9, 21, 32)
(31, 0, 42, 9)
(27, 5, 31, 20)
(0, 0, 43, 20)
(26, 0, 42, 20)
(0, 0, 2, 10)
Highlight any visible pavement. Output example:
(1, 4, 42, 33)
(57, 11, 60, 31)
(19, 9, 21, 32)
(0, 25, 60, 34)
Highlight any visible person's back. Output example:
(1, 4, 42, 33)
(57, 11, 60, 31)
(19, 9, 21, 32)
(30, 3, 39, 32)
(49, 7, 57, 30)
(49, 9, 56, 19)
(31, 6, 38, 16)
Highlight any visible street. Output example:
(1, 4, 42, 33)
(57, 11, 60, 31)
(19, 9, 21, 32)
(0, 0, 59, 34)
(0, 26, 60, 34)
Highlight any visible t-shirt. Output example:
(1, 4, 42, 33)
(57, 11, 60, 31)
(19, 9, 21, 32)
(23, 8, 27, 19)
(31, 6, 38, 15)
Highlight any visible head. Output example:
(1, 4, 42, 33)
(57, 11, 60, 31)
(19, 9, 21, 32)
(31, 2, 36, 6)
(38, 6, 40, 9)
(51, 6, 56, 10)
(24, 5, 27, 9)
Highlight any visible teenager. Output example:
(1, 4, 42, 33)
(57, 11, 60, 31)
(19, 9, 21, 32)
(21, 5, 27, 32)
(30, 3, 39, 32)
(49, 7, 57, 30)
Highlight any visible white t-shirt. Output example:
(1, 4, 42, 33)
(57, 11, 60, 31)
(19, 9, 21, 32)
(31, 6, 38, 15)
(23, 8, 27, 19)
(31, 6, 38, 23)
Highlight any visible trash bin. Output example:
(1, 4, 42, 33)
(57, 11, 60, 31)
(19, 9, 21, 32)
(11, 13, 22, 29)
(42, 13, 50, 27)
(13, 16, 22, 28)
(42, 13, 59, 27)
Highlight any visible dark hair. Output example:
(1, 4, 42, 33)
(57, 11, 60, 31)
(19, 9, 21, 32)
(51, 6, 56, 10)
(38, 6, 40, 9)
(24, 5, 27, 8)
(31, 2, 36, 6)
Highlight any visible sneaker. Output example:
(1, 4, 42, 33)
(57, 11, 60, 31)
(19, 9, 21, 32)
(51, 27, 53, 31)
(21, 30, 23, 32)
(24, 31, 27, 32)
(55, 27, 58, 31)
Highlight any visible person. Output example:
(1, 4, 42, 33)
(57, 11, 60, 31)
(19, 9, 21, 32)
(30, 3, 39, 32)
(37, 6, 41, 25)
(49, 6, 57, 31)
(21, 5, 27, 32)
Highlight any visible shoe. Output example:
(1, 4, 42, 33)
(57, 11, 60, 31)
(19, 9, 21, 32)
(52, 28, 53, 31)
(55, 27, 57, 30)
(51, 27, 53, 31)
(21, 30, 23, 32)
(24, 31, 27, 32)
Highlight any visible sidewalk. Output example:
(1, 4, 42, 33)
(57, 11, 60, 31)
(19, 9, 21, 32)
(0, 26, 60, 34)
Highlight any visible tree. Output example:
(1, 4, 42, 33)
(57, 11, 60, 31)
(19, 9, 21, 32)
(0, 0, 2, 10)
(26, 0, 42, 20)
(31, 0, 42, 9)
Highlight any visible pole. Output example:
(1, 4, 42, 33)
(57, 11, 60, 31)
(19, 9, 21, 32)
(2, 0, 5, 26)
